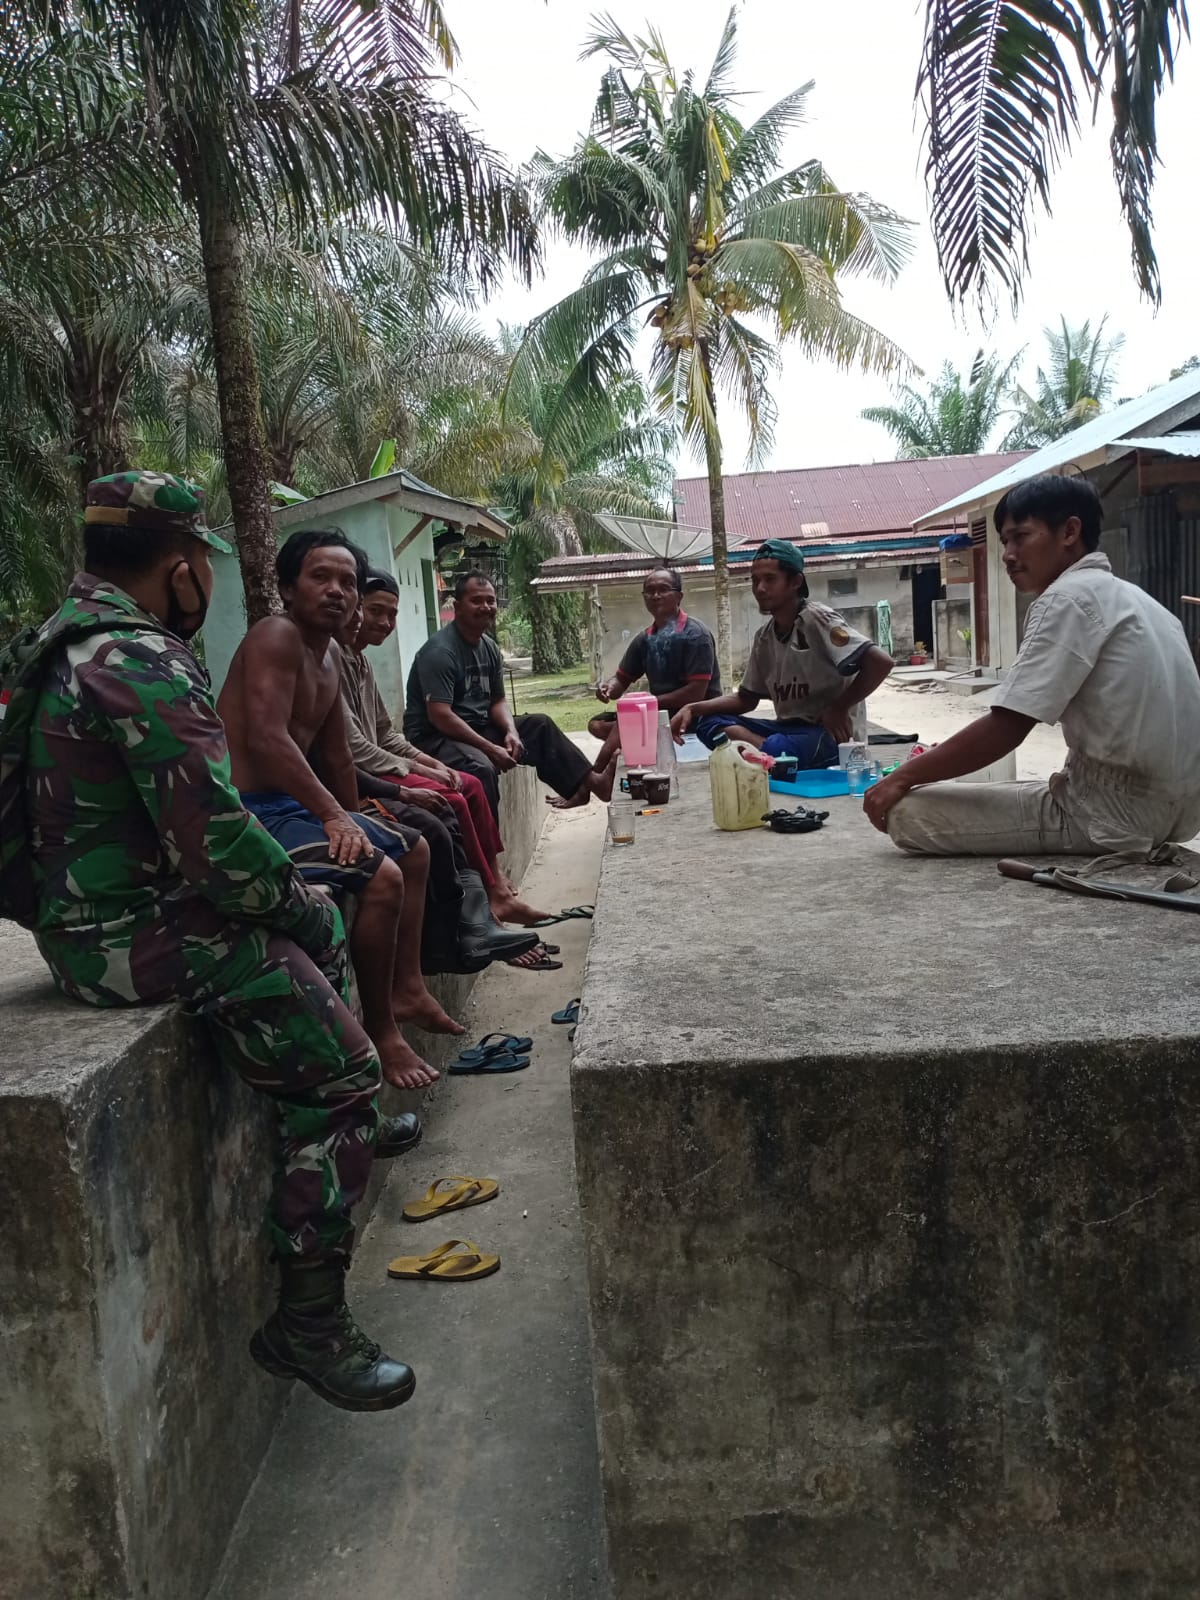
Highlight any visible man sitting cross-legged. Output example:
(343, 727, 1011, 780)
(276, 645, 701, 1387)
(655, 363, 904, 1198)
(404, 569, 613, 814)
(218, 529, 462, 1094)
(344, 569, 550, 927)
(6, 471, 413, 1410)
(587, 566, 720, 783)
(864, 474, 1200, 857)
(673, 540, 894, 762)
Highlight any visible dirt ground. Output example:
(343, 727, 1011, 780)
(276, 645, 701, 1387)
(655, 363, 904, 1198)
(867, 678, 1069, 782)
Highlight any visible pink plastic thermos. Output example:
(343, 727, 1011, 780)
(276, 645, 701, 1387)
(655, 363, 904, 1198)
(616, 692, 659, 769)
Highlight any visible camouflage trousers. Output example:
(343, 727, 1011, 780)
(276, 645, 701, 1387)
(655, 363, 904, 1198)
(191, 926, 381, 1262)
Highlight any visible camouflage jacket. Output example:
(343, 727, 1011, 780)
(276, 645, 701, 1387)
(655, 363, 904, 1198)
(26, 575, 337, 1006)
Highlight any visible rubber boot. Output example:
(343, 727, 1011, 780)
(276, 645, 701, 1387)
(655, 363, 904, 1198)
(419, 881, 465, 976)
(456, 869, 539, 970)
(250, 1258, 416, 1412)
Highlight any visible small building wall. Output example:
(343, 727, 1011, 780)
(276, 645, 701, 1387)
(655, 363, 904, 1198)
(203, 499, 437, 718)
(590, 563, 914, 682)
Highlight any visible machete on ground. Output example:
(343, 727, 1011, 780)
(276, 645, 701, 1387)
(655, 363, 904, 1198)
(997, 858, 1200, 914)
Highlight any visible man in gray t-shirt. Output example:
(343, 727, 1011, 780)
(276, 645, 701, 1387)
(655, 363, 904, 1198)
(673, 540, 894, 766)
(405, 571, 614, 818)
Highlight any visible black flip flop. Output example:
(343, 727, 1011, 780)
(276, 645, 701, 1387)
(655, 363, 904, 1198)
(448, 1051, 531, 1075)
(505, 943, 564, 971)
(526, 905, 595, 929)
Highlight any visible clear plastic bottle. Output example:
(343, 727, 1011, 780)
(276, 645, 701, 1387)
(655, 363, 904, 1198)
(708, 734, 769, 830)
(655, 708, 679, 797)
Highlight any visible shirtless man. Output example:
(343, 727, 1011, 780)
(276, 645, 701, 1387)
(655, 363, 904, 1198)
(218, 528, 461, 1092)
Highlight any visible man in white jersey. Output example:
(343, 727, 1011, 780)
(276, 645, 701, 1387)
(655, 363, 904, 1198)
(865, 474, 1200, 857)
(673, 540, 894, 766)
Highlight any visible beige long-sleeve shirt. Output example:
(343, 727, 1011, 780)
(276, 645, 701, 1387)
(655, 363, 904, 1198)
(340, 648, 425, 779)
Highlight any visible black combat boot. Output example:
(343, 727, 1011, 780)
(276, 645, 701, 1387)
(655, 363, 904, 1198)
(375, 1111, 422, 1160)
(250, 1259, 416, 1412)
(455, 869, 538, 970)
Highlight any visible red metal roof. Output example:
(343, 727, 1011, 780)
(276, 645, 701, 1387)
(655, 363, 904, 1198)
(674, 454, 1029, 544)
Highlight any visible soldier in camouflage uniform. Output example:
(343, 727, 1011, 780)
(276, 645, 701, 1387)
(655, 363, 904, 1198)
(18, 471, 415, 1412)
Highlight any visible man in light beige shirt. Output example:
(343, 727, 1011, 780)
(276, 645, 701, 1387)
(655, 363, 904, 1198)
(865, 474, 1200, 857)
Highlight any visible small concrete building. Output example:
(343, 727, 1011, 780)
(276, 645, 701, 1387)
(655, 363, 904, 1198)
(204, 470, 509, 709)
(533, 454, 1025, 676)
(915, 368, 1200, 675)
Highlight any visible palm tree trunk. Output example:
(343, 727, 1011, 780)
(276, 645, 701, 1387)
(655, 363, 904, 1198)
(530, 597, 562, 675)
(699, 356, 733, 680)
(193, 179, 277, 623)
(588, 583, 605, 685)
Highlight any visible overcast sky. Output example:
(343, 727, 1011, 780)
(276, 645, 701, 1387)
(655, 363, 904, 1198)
(448, 0, 1200, 484)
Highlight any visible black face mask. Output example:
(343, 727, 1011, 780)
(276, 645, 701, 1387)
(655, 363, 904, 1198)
(166, 561, 208, 641)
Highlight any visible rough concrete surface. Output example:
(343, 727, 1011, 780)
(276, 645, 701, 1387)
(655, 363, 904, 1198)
(574, 766, 1200, 1600)
(0, 767, 544, 1600)
(210, 798, 609, 1600)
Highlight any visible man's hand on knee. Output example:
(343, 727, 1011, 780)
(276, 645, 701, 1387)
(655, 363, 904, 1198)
(323, 811, 373, 864)
(863, 771, 912, 832)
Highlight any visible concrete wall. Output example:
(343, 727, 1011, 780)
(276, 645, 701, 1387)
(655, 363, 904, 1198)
(934, 596, 974, 668)
(592, 564, 913, 682)
(573, 770, 1200, 1598)
(0, 769, 544, 1600)
(203, 498, 437, 707)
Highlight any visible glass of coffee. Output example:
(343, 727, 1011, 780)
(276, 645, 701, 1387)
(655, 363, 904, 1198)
(608, 797, 636, 844)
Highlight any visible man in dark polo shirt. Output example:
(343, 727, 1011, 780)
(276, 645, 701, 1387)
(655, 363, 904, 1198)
(587, 566, 720, 778)
(405, 570, 614, 815)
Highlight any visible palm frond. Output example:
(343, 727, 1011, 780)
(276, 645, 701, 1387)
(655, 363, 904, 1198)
(739, 183, 914, 283)
(1103, 0, 1189, 303)
(918, 0, 1095, 309)
(724, 87, 814, 196)
(919, 0, 1189, 309)
(703, 7, 740, 99)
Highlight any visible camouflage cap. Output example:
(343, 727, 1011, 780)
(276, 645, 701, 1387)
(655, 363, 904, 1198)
(84, 471, 233, 555)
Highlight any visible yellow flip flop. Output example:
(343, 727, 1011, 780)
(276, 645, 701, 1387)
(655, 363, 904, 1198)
(387, 1239, 500, 1282)
(401, 1176, 499, 1223)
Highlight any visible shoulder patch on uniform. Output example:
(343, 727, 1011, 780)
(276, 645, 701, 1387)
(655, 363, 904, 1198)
(830, 625, 850, 646)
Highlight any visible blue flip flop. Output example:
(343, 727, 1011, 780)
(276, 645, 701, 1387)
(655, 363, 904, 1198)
(452, 1032, 534, 1070)
(448, 1051, 530, 1076)
(552, 1000, 580, 1025)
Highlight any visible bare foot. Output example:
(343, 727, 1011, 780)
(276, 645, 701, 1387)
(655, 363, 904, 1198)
(590, 765, 616, 803)
(394, 986, 465, 1036)
(489, 892, 553, 926)
(546, 788, 591, 810)
(378, 1032, 440, 1091)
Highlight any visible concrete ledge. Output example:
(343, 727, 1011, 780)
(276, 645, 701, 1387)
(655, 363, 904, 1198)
(0, 764, 543, 1600)
(574, 767, 1200, 1599)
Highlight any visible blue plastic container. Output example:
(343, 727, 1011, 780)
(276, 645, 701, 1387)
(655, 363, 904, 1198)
(768, 768, 878, 799)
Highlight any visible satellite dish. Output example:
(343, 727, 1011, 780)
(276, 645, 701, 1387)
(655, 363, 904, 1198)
(593, 515, 713, 561)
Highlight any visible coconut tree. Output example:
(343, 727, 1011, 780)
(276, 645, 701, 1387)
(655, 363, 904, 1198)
(862, 349, 1021, 459)
(506, 9, 912, 675)
(1004, 316, 1125, 449)
(22, 0, 538, 621)
(919, 0, 1190, 309)
(493, 370, 674, 674)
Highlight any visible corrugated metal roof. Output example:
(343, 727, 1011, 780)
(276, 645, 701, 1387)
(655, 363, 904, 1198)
(531, 544, 937, 591)
(915, 369, 1200, 527)
(673, 453, 1029, 542)
(1112, 432, 1200, 458)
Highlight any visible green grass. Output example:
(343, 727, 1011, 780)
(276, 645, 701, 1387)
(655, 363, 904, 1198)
(505, 663, 598, 733)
